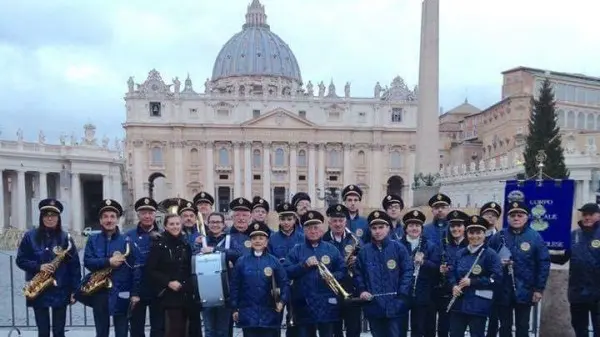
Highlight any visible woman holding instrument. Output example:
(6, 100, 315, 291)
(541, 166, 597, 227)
(447, 215, 502, 337)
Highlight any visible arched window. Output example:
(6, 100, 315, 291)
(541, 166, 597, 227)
(151, 147, 162, 165)
(252, 149, 261, 168)
(218, 148, 229, 166)
(274, 148, 285, 167)
(586, 113, 594, 130)
(357, 150, 366, 166)
(567, 110, 575, 129)
(297, 149, 307, 166)
(390, 151, 402, 169)
(190, 148, 199, 165)
(577, 112, 585, 129)
(556, 109, 565, 128)
(327, 149, 341, 167)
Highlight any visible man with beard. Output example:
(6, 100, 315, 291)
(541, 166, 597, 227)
(177, 199, 202, 247)
(291, 192, 311, 232)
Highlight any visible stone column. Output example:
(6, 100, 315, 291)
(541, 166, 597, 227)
(0, 171, 4, 231)
(343, 144, 353, 186)
(132, 140, 145, 199)
(173, 141, 184, 197)
(582, 179, 590, 203)
(369, 145, 383, 208)
(289, 143, 298, 196)
(262, 142, 271, 202)
(308, 143, 317, 203)
(233, 142, 242, 197)
(112, 171, 122, 205)
(204, 142, 215, 196)
(317, 143, 326, 208)
(244, 142, 252, 199)
(38, 172, 48, 200)
(102, 174, 111, 199)
(71, 173, 82, 232)
(17, 170, 26, 231)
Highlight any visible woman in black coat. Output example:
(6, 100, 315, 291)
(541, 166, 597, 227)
(145, 213, 198, 337)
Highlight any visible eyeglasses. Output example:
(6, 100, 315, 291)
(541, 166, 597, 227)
(208, 220, 223, 224)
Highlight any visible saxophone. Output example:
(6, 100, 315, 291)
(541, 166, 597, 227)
(80, 242, 130, 295)
(344, 229, 360, 278)
(23, 234, 73, 300)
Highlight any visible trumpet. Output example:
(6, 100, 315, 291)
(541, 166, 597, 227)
(317, 262, 363, 304)
(23, 234, 73, 300)
(80, 243, 130, 296)
(446, 248, 485, 313)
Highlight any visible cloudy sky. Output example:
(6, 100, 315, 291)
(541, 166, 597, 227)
(0, 0, 598, 143)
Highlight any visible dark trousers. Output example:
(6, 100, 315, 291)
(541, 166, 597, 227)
(333, 305, 362, 337)
(498, 303, 531, 337)
(449, 312, 487, 337)
(33, 307, 67, 337)
(92, 294, 128, 337)
(406, 305, 430, 337)
(368, 316, 405, 337)
(165, 308, 197, 337)
(242, 328, 280, 337)
(298, 323, 334, 337)
(186, 304, 203, 337)
(571, 302, 600, 337)
(486, 304, 499, 337)
(130, 299, 165, 337)
(425, 295, 450, 337)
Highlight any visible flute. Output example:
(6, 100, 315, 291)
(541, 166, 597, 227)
(446, 248, 485, 313)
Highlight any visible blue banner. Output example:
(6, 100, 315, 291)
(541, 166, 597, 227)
(503, 179, 575, 250)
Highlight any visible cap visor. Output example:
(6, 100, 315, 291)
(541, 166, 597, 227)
(40, 206, 61, 214)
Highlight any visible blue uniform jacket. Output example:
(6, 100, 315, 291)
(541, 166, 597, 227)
(182, 226, 200, 247)
(267, 228, 304, 264)
(448, 246, 502, 317)
(284, 239, 345, 324)
(78, 230, 141, 315)
(400, 236, 441, 305)
(348, 214, 370, 243)
(229, 227, 251, 262)
(354, 236, 413, 319)
(17, 229, 81, 308)
(230, 252, 290, 328)
(423, 220, 449, 249)
(552, 222, 600, 303)
(487, 226, 551, 305)
(125, 224, 160, 300)
(389, 220, 405, 241)
(436, 237, 468, 296)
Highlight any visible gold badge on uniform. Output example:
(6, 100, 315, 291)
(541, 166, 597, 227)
(591, 240, 600, 249)
(387, 259, 397, 270)
(349, 185, 354, 190)
(50, 200, 55, 206)
(491, 203, 496, 208)
(356, 229, 363, 237)
(239, 198, 243, 204)
(453, 211, 458, 217)
(345, 245, 353, 254)
(264, 267, 273, 277)
(187, 202, 192, 207)
(259, 199, 264, 204)
(471, 216, 478, 223)
(437, 194, 443, 201)
(201, 192, 205, 197)
(254, 224, 260, 230)
(387, 195, 392, 200)
(374, 211, 380, 218)
(321, 255, 331, 264)
(144, 198, 150, 204)
(308, 212, 314, 219)
(520, 242, 531, 252)
(336, 205, 342, 211)
(413, 210, 419, 216)
(244, 240, 251, 248)
(512, 202, 518, 208)
(106, 200, 112, 205)
(283, 204, 289, 210)
(472, 264, 482, 275)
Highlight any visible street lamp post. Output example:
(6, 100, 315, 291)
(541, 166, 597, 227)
(316, 187, 341, 208)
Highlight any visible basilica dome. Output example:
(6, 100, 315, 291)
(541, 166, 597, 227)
(211, 0, 302, 84)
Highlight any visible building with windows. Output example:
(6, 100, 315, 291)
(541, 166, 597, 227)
(439, 67, 600, 208)
(123, 0, 439, 211)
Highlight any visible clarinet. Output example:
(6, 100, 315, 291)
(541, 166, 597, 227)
(438, 237, 449, 289)
(446, 248, 485, 313)
(501, 232, 517, 294)
(412, 236, 423, 297)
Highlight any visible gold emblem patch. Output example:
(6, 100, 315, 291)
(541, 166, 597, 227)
(321, 255, 331, 264)
(106, 200, 111, 205)
(491, 202, 496, 208)
(387, 195, 392, 200)
(413, 210, 419, 216)
(238, 198, 243, 204)
(512, 202, 518, 208)
(591, 240, 600, 249)
(437, 194, 443, 201)
(308, 212, 314, 219)
(259, 199, 264, 204)
(453, 211, 458, 217)
(349, 185, 354, 190)
(336, 205, 342, 211)
(387, 259, 397, 270)
(283, 204, 289, 210)
(374, 211, 380, 218)
(264, 267, 273, 277)
(520, 242, 531, 252)
(472, 264, 482, 275)
(144, 198, 149, 204)
(201, 192, 205, 197)
(356, 228, 363, 237)
(254, 224, 260, 230)
(345, 245, 353, 254)
(244, 240, 251, 248)
(472, 216, 478, 223)
(50, 200, 55, 206)
(187, 202, 192, 207)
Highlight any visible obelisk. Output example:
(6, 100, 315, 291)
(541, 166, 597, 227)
(415, 0, 440, 181)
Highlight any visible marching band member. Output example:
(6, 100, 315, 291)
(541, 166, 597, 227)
(551, 203, 600, 337)
(447, 215, 502, 337)
(400, 209, 440, 337)
(146, 212, 197, 337)
(198, 212, 236, 337)
(381, 194, 405, 240)
(423, 193, 451, 337)
(229, 197, 254, 258)
(179, 199, 202, 247)
(77, 199, 140, 337)
(231, 221, 290, 337)
(126, 197, 164, 337)
(487, 201, 550, 337)
(284, 210, 345, 337)
(322, 204, 361, 337)
(342, 184, 368, 242)
(194, 191, 215, 220)
(268, 202, 304, 337)
(354, 210, 413, 337)
(479, 201, 502, 337)
(291, 192, 311, 232)
(17, 199, 81, 337)
(251, 196, 270, 223)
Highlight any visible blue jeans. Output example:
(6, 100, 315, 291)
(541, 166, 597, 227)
(202, 307, 230, 337)
(33, 307, 67, 337)
(369, 317, 405, 337)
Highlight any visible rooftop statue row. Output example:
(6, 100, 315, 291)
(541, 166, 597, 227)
(126, 69, 418, 102)
(13, 124, 124, 152)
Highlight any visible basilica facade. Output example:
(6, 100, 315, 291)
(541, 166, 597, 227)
(123, 0, 425, 211)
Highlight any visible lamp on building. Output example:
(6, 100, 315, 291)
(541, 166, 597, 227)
(148, 172, 166, 200)
(316, 187, 341, 208)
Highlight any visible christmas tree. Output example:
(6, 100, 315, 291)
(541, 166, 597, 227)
(523, 78, 569, 179)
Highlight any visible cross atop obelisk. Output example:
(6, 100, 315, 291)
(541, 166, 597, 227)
(415, 0, 440, 176)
